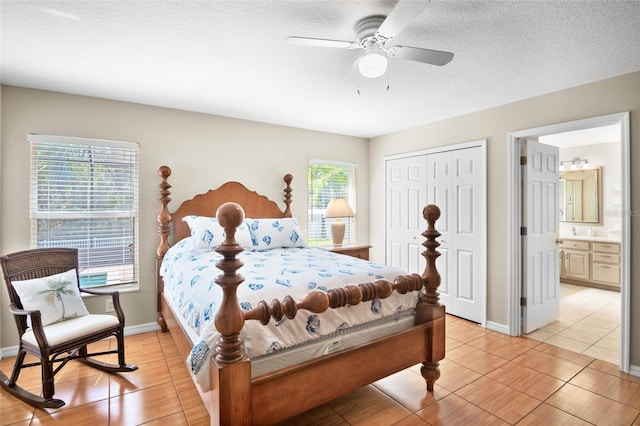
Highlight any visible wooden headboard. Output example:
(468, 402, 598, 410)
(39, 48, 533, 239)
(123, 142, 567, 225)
(156, 166, 293, 259)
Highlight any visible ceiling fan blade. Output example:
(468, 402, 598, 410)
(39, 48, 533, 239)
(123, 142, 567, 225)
(376, 0, 429, 40)
(388, 45, 454, 66)
(285, 36, 360, 50)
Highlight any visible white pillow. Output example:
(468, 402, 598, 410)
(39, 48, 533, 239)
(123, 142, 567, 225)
(246, 218, 306, 250)
(183, 215, 253, 250)
(11, 268, 90, 326)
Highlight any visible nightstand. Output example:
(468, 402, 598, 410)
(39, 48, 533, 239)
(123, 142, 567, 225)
(322, 244, 371, 260)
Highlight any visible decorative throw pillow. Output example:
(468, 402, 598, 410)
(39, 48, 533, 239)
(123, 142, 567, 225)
(183, 215, 253, 250)
(11, 268, 90, 326)
(246, 218, 306, 250)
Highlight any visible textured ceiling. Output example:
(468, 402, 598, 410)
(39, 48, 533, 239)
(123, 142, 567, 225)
(2, 1, 640, 138)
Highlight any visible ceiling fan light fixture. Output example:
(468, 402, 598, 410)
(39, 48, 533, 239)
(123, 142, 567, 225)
(358, 52, 388, 78)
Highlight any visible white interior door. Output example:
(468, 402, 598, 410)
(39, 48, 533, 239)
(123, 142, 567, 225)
(385, 155, 427, 273)
(426, 146, 485, 323)
(521, 138, 560, 333)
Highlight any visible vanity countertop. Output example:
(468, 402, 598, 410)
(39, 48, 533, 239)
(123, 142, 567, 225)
(558, 235, 620, 243)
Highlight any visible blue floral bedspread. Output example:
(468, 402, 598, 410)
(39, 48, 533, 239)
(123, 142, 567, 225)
(160, 238, 418, 389)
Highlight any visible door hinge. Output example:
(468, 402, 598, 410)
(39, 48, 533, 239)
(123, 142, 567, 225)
(520, 226, 527, 236)
(520, 156, 527, 165)
(520, 297, 527, 306)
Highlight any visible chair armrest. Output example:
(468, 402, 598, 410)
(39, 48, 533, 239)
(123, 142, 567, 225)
(80, 288, 125, 323)
(9, 304, 49, 348)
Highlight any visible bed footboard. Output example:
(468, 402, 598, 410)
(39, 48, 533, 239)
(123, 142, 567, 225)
(211, 201, 443, 425)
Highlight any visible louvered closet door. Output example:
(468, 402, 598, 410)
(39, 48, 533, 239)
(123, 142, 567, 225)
(427, 147, 484, 323)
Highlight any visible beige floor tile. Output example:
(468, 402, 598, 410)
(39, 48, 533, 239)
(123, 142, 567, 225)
(533, 342, 595, 366)
(547, 383, 640, 425)
(544, 334, 591, 353)
(526, 329, 553, 342)
(593, 328, 621, 350)
(558, 324, 610, 345)
(582, 345, 619, 365)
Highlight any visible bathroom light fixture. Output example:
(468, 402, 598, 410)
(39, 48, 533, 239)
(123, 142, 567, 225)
(559, 157, 590, 171)
(358, 52, 388, 78)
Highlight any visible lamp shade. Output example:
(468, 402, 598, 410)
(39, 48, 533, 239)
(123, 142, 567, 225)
(358, 52, 388, 78)
(324, 198, 355, 218)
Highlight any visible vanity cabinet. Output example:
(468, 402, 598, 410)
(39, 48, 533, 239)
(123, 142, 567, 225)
(591, 242, 620, 286)
(558, 239, 620, 289)
(559, 240, 590, 281)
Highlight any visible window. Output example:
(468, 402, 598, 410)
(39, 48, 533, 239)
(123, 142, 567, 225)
(29, 134, 139, 289)
(307, 160, 357, 246)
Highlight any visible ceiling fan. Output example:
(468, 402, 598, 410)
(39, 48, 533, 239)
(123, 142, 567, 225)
(286, 0, 454, 79)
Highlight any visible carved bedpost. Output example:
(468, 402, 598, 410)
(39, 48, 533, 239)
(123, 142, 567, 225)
(416, 204, 445, 392)
(211, 202, 251, 425)
(156, 166, 172, 332)
(283, 174, 293, 218)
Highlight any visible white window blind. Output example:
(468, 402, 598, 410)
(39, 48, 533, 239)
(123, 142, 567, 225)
(307, 160, 357, 246)
(29, 134, 139, 288)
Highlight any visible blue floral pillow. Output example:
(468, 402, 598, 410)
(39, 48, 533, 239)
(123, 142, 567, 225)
(183, 215, 253, 250)
(246, 218, 306, 250)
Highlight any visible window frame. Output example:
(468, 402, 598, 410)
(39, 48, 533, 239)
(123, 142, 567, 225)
(307, 160, 357, 246)
(28, 134, 140, 292)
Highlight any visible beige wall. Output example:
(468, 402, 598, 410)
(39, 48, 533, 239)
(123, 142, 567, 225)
(0, 85, 368, 348)
(368, 71, 640, 367)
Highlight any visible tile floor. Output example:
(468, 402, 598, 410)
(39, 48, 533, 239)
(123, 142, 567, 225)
(526, 283, 621, 365)
(2, 314, 640, 425)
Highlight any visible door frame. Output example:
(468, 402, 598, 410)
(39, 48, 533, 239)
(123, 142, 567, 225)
(507, 112, 631, 372)
(384, 139, 487, 327)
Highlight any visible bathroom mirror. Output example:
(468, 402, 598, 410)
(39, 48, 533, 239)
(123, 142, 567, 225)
(559, 167, 601, 224)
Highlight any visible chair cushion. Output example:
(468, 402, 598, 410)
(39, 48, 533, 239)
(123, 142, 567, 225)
(22, 314, 120, 347)
(11, 268, 89, 326)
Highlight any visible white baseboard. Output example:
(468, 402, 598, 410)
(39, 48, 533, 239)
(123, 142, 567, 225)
(485, 320, 511, 336)
(629, 364, 640, 378)
(0, 322, 162, 359)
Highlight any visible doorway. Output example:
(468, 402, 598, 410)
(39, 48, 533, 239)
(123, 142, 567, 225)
(507, 112, 631, 372)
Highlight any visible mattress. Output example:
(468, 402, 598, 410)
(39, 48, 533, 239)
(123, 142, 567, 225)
(160, 238, 418, 390)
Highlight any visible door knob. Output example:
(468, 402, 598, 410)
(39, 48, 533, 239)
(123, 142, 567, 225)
(556, 239, 564, 244)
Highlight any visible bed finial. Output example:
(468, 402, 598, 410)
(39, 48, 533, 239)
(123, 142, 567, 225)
(214, 202, 247, 364)
(283, 174, 293, 218)
(157, 166, 172, 258)
(421, 204, 441, 305)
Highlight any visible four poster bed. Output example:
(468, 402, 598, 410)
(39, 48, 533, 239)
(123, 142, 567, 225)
(155, 165, 445, 425)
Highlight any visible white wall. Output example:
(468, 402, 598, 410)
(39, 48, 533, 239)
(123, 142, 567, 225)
(369, 71, 640, 366)
(0, 85, 368, 348)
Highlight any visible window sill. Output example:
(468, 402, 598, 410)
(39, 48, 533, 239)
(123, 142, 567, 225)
(81, 282, 139, 296)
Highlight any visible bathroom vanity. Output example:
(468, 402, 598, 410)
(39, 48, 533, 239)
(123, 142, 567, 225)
(558, 236, 621, 291)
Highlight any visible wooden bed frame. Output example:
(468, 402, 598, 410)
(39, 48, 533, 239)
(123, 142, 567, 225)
(155, 166, 445, 425)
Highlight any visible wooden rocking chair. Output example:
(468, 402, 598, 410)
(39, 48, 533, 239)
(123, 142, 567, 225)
(0, 248, 138, 408)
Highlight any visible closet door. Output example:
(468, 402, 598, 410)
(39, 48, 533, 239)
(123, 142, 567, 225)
(427, 147, 485, 323)
(385, 155, 427, 273)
